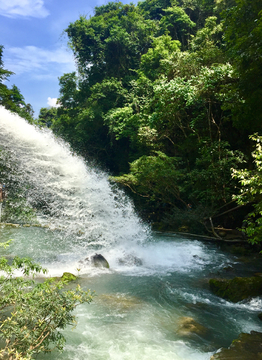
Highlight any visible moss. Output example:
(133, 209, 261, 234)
(209, 276, 262, 302)
(61, 272, 77, 282)
(228, 245, 251, 256)
(211, 331, 262, 359)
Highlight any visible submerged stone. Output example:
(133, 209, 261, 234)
(176, 316, 208, 338)
(210, 331, 262, 359)
(97, 294, 142, 312)
(209, 276, 262, 302)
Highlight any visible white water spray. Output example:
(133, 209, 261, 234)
(0, 107, 149, 251)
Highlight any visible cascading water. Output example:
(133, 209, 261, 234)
(0, 106, 149, 259)
(1, 106, 262, 360)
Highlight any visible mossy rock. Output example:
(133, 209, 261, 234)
(210, 331, 262, 359)
(1, 223, 20, 228)
(61, 272, 77, 282)
(209, 276, 262, 302)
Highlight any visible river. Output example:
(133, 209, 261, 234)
(0, 107, 262, 359)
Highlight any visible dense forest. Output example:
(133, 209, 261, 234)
(1, 0, 262, 241)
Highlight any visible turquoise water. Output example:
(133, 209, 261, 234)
(1, 227, 262, 360)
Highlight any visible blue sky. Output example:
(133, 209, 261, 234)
(0, 0, 129, 117)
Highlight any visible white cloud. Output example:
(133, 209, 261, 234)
(47, 97, 60, 108)
(0, 0, 49, 18)
(4, 45, 76, 80)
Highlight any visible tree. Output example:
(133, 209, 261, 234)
(0, 254, 92, 359)
(223, 0, 262, 131)
(112, 151, 187, 207)
(0, 45, 14, 108)
(138, 0, 172, 20)
(53, 0, 258, 228)
(38, 107, 58, 128)
(139, 35, 180, 80)
(0, 46, 35, 122)
(65, 3, 156, 84)
(160, 5, 196, 47)
(232, 135, 262, 244)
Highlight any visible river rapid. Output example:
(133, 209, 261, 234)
(0, 107, 262, 359)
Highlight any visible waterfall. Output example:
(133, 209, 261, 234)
(0, 106, 149, 251)
(1, 107, 261, 360)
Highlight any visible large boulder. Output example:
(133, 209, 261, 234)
(209, 276, 262, 302)
(118, 254, 143, 266)
(90, 254, 109, 268)
(79, 253, 110, 268)
(210, 331, 262, 359)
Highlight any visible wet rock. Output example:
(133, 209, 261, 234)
(118, 254, 143, 266)
(88, 254, 109, 268)
(91, 254, 109, 268)
(210, 331, 262, 360)
(176, 316, 208, 337)
(209, 276, 262, 302)
(223, 265, 234, 272)
(79, 253, 109, 268)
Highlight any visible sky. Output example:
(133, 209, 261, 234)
(0, 0, 128, 117)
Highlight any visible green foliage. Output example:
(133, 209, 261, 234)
(105, 106, 138, 141)
(65, 3, 156, 82)
(223, 0, 262, 131)
(0, 46, 34, 122)
(138, 0, 171, 20)
(139, 35, 180, 80)
(51, 0, 261, 232)
(0, 45, 13, 103)
(160, 5, 196, 46)
(38, 107, 58, 128)
(232, 135, 262, 244)
(0, 255, 92, 359)
(188, 141, 244, 207)
(112, 151, 186, 206)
